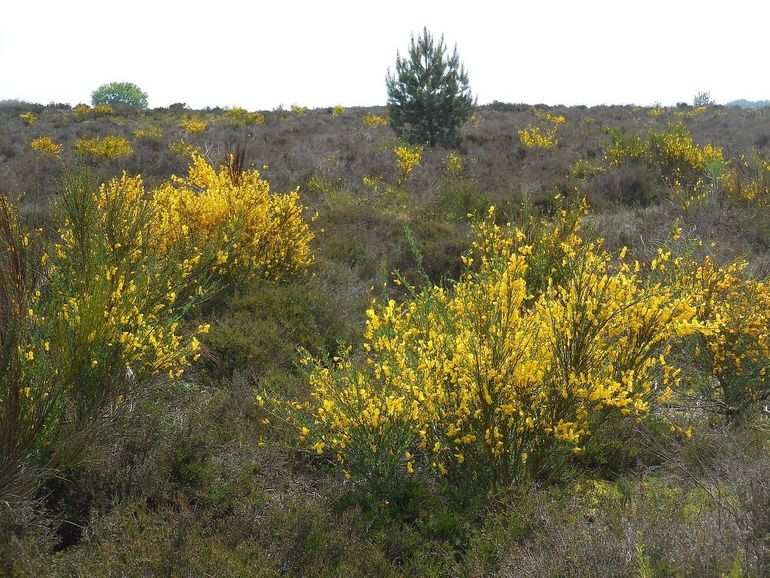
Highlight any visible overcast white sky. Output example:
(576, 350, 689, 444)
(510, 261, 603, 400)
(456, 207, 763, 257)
(1, 0, 767, 109)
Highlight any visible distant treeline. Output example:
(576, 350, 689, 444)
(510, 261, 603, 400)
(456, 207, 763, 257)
(726, 99, 770, 109)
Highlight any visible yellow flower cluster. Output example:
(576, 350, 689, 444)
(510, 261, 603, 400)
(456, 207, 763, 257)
(394, 144, 423, 180)
(674, 106, 707, 120)
(363, 114, 389, 127)
(75, 135, 133, 160)
(73, 104, 91, 116)
(179, 118, 207, 134)
(648, 123, 722, 179)
(287, 202, 704, 488)
(518, 110, 565, 150)
(47, 172, 210, 387)
(446, 152, 464, 176)
(223, 107, 265, 127)
(332, 105, 345, 117)
(168, 139, 202, 158)
(19, 112, 37, 125)
(722, 153, 770, 205)
(29, 136, 62, 158)
(290, 104, 307, 115)
(667, 252, 770, 421)
(606, 122, 724, 185)
(605, 129, 649, 166)
(94, 104, 114, 115)
(150, 154, 314, 280)
(133, 125, 163, 139)
(2, 153, 315, 493)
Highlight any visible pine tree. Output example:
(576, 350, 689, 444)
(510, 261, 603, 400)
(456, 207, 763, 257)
(386, 28, 476, 147)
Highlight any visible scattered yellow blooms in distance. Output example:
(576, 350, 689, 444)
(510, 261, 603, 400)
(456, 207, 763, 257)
(446, 152, 464, 176)
(332, 105, 345, 117)
(19, 112, 37, 125)
(167, 139, 202, 158)
(179, 118, 207, 134)
(363, 114, 389, 127)
(519, 109, 565, 149)
(223, 107, 265, 127)
(133, 125, 163, 139)
(94, 104, 114, 115)
(73, 104, 91, 117)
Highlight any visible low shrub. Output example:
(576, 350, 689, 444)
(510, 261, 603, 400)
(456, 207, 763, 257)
(272, 201, 704, 492)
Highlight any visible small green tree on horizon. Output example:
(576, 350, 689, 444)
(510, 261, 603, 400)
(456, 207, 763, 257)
(91, 81, 148, 108)
(386, 28, 476, 147)
(693, 90, 714, 107)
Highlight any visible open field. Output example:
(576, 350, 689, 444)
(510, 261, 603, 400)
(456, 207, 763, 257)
(2, 100, 770, 577)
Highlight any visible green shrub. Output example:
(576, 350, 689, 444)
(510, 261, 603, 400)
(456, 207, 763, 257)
(91, 81, 148, 108)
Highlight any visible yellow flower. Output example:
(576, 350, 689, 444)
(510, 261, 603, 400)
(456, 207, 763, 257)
(363, 114, 389, 127)
(29, 136, 62, 158)
(179, 118, 207, 134)
(75, 136, 132, 159)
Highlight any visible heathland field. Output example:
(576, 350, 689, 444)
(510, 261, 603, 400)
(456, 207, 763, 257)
(2, 100, 770, 576)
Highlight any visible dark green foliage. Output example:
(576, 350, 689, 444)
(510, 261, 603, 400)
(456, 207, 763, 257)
(386, 28, 475, 147)
(693, 91, 714, 107)
(91, 81, 148, 108)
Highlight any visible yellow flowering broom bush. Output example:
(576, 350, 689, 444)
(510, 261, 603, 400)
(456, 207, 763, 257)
(276, 202, 704, 491)
(665, 249, 770, 423)
(518, 110, 565, 150)
(722, 152, 770, 206)
(0, 155, 313, 499)
(151, 154, 314, 281)
(394, 144, 423, 185)
(605, 123, 724, 186)
(179, 117, 207, 134)
(75, 135, 133, 160)
(28, 136, 62, 158)
(362, 114, 390, 127)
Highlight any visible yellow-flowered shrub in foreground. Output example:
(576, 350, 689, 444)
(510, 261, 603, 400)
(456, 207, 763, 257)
(0, 156, 313, 498)
(278, 203, 704, 491)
